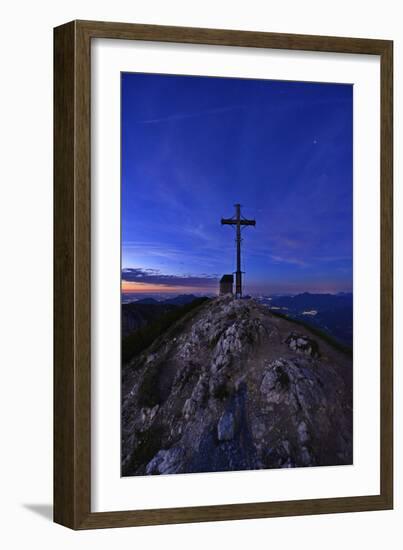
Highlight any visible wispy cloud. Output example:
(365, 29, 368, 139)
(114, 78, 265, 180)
(270, 255, 308, 267)
(139, 105, 244, 124)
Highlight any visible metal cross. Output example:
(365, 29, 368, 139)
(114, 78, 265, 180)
(221, 204, 256, 298)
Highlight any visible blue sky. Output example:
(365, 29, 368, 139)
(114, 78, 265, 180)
(121, 72, 353, 296)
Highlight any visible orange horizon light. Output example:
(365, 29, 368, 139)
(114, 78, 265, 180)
(121, 280, 212, 294)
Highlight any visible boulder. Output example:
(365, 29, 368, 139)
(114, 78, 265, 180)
(285, 332, 319, 357)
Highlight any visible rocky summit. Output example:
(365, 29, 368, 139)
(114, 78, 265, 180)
(121, 296, 353, 476)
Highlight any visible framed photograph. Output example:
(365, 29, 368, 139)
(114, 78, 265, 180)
(54, 20, 393, 529)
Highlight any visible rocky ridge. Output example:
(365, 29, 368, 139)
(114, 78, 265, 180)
(122, 296, 352, 476)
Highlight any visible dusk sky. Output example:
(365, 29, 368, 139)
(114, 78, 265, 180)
(121, 72, 353, 296)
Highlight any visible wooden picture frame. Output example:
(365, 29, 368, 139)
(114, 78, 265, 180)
(54, 20, 393, 529)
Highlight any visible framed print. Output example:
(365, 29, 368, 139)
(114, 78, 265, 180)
(54, 20, 393, 529)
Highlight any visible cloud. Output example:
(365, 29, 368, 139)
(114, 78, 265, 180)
(269, 255, 308, 268)
(139, 105, 244, 124)
(122, 268, 218, 288)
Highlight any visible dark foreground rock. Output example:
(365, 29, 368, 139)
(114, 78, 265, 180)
(122, 296, 352, 476)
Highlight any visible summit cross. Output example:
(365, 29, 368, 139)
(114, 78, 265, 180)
(221, 204, 256, 299)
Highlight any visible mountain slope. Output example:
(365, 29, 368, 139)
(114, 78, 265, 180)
(122, 296, 353, 476)
(122, 302, 177, 337)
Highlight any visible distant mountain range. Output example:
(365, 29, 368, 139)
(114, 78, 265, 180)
(135, 294, 201, 306)
(257, 292, 353, 348)
(266, 292, 352, 310)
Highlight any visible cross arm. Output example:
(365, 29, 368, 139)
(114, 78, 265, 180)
(221, 218, 256, 226)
